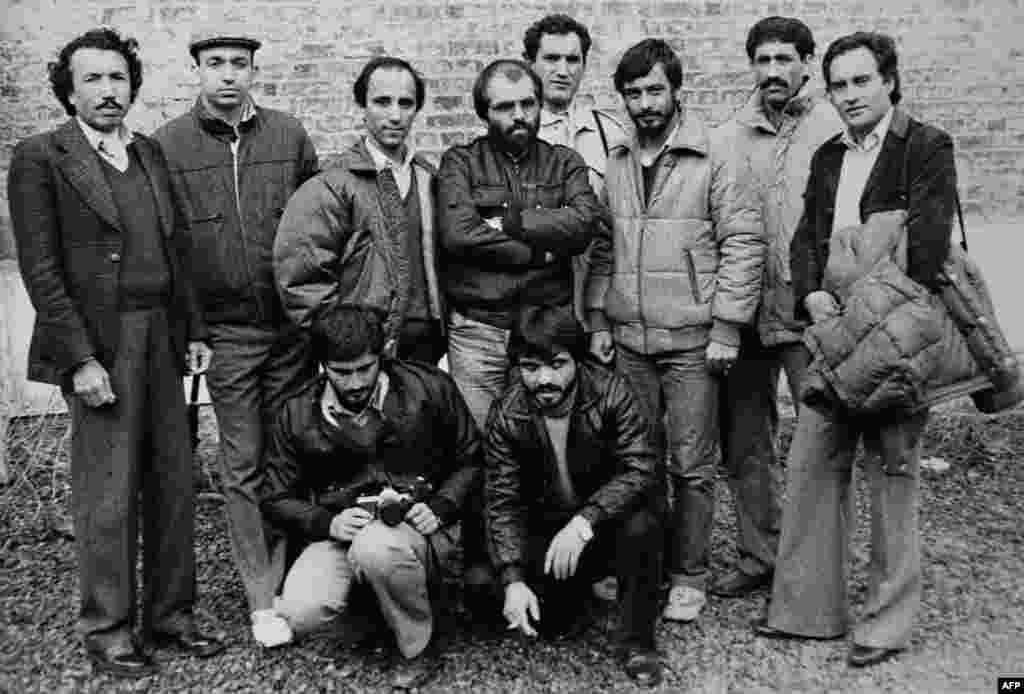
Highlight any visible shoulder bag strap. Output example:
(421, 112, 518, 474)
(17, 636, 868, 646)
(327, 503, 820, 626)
(593, 110, 610, 156)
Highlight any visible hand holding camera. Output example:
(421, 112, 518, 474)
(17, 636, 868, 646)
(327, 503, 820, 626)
(355, 476, 435, 530)
(329, 506, 373, 542)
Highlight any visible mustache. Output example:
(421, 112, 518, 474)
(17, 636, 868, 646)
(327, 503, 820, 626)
(97, 97, 124, 110)
(760, 77, 789, 90)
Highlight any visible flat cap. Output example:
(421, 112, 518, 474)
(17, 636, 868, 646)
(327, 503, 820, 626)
(188, 27, 262, 59)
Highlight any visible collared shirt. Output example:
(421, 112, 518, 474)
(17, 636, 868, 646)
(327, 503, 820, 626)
(637, 117, 682, 169)
(365, 135, 415, 198)
(538, 104, 627, 195)
(76, 116, 133, 172)
(321, 370, 391, 427)
(833, 107, 894, 233)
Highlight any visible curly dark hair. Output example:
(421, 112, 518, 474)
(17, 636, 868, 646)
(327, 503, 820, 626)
(472, 59, 543, 119)
(310, 303, 387, 364)
(508, 304, 588, 365)
(522, 14, 592, 62)
(822, 31, 902, 105)
(353, 55, 426, 111)
(48, 28, 143, 116)
(745, 16, 815, 61)
(613, 38, 682, 94)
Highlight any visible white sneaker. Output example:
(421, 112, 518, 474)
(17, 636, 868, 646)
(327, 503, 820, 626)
(662, 584, 706, 622)
(251, 609, 293, 648)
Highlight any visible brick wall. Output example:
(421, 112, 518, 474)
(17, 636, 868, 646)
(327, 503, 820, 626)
(1, 0, 1023, 259)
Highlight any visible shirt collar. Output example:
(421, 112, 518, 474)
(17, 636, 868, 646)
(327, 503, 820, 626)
(638, 116, 682, 168)
(75, 116, 133, 152)
(840, 106, 893, 153)
(540, 103, 596, 133)
(364, 135, 415, 173)
(196, 96, 258, 130)
(322, 370, 390, 424)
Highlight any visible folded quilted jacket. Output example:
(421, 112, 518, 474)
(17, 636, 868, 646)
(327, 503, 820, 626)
(801, 211, 1022, 415)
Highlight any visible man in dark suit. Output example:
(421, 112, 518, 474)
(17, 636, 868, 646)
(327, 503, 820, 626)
(7, 28, 224, 677)
(753, 32, 957, 668)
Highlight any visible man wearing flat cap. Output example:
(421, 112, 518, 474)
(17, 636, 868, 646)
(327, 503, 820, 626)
(155, 25, 319, 647)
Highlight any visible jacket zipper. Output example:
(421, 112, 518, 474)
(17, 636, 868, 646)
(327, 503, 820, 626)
(684, 250, 701, 302)
(230, 128, 263, 318)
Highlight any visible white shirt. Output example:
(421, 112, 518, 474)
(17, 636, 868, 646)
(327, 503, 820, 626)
(321, 370, 391, 428)
(832, 107, 894, 234)
(365, 136, 415, 198)
(76, 116, 133, 172)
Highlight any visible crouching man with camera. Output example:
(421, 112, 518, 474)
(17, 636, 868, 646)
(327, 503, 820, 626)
(260, 303, 481, 690)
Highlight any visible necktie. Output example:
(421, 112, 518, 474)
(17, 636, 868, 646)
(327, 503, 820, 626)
(97, 139, 129, 172)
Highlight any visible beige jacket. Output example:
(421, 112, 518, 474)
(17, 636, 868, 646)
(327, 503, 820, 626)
(586, 111, 765, 354)
(714, 86, 842, 346)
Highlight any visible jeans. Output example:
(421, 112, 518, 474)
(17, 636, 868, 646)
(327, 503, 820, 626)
(446, 309, 511, 429)
(205, 322, 314, 611)
(616, 344, 718, 589)
(718, 334, 810, 576)
(275, 521, 455, 658)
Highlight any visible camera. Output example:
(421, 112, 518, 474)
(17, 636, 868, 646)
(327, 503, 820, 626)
(356, 476, 432, 527)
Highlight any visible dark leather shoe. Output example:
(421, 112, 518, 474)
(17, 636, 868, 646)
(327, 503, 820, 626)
(709, 569, 773, 598)
(848, 644, 902, 668)
(621, 648, 663, 688)
(152, 626, 226, 658)
(751, 617, 844, 641)
(389, 653, 442, 690)
(86, 643, 158, 678)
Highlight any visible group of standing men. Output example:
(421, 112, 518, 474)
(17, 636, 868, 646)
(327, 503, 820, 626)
(8, 10, 957, 689)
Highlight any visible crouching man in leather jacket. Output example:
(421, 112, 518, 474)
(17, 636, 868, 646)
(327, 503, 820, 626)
(259, 303, 481, 690)
(482, 305, 665, 687)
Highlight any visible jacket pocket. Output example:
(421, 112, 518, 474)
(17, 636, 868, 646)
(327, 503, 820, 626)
(185, 213, 237, 299)
(472, 185, 508, 218)
(683, 250, 701, 302)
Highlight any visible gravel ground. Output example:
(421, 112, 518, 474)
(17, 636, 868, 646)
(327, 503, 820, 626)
(1, 403, 1021, 694)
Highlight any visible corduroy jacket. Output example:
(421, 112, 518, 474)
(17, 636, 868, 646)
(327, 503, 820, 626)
(790, 108, 955, 320)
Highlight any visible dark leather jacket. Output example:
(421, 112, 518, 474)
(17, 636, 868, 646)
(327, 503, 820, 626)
(437, 135, 604, 328)
(260, 360, 480, 541)
(483, 362, 660, 585)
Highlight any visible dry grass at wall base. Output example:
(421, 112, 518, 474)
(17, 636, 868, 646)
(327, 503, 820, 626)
(1, 401, 1022, 693)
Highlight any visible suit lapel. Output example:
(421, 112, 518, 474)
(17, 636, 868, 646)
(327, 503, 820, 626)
(133, 137, 175, 237)
(54, 119, 122, 231)
(818, 140, 843, 213)
(860, 108, 910, 213)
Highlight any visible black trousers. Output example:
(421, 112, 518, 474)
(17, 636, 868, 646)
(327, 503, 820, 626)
(70, 308, 195, 644)
(523, 508, 663, 648)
